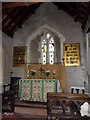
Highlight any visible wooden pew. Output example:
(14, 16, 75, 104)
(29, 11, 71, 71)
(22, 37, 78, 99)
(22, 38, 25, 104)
(47, 93, 90, 119)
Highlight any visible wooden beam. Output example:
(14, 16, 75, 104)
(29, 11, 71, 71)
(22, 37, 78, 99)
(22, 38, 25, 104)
(53, 2, 64, 10)
(19, 5, 37, 25)
(87, 26, 90, 33)
(74, 3, 80, 22)
(2, 26, 13, 38)
(5, 12, 22, 28)
(64, 2, 75, 16)
(10, 7, 31, 33)
(14, 7, 30, 23)
(9, 6, 31, 34)
(2, 2, 38, 9)
(82, 2, 90, 31)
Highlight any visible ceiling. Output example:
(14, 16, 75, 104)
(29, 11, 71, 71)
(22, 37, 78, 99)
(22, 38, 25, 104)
(2, 2, 90, 38)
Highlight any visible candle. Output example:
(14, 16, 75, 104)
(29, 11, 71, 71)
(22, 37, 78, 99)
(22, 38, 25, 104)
(53, 70, 55, 74)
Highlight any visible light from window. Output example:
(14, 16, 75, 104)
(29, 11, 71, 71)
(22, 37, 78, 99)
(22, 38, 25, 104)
(41, 39, 47, 64)
(49, 37, 54, 64)
(41, 33, 55, 64)
(46, 33, 50, 39)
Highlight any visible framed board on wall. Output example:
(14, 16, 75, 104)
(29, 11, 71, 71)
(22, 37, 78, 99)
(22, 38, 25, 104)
(64, 43, 80, 66)
(13, 46, 27, 67)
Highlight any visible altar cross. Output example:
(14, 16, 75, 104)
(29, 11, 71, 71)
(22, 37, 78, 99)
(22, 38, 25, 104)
(39, 67, 44, 79)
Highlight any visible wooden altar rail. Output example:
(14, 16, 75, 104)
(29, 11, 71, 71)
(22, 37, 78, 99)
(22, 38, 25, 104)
(26, 64, 67, 93)
(47, 93, 90, 119)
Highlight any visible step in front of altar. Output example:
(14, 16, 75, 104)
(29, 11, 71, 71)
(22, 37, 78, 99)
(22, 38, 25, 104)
(15, 100, 47, 108)
(15, 100, 64, 117)
(15, 100, 47, 117)
(15, 106, 47, 117)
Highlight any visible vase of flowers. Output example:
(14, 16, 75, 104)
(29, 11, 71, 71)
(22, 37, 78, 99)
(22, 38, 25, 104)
(30, 69, 36, 79)
(44, 70, 50, 79)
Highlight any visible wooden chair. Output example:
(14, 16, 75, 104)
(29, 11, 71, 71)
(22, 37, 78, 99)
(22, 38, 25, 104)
(3, 77, 21, 98)
(2, 92, 15, 113)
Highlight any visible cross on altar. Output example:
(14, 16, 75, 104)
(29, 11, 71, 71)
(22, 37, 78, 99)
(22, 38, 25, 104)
(39, 67, 44, 79)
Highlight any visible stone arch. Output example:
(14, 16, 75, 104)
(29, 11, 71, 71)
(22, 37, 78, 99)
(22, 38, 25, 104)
(26, 25, 66, 64)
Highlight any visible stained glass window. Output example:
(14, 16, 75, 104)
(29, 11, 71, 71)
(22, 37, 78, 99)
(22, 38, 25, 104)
(41, 39, 47, 64)
(49, 37, 54, 64)
(41, 33, 55, 64)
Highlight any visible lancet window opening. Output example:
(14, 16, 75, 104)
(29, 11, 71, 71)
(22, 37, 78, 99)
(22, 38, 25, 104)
(41, 33, 55, 64)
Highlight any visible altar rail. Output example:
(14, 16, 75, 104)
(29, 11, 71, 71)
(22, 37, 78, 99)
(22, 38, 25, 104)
(47, 92, 90, 119)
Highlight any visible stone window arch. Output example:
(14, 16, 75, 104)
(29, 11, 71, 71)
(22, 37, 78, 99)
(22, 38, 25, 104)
(26, 25, 66, 65)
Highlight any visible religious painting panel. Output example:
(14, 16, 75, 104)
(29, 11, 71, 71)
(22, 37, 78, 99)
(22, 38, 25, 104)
(64, 43, 80, 66)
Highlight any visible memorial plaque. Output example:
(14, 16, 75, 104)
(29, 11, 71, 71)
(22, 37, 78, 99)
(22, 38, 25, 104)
(64, 43, 80, 66)
(13, 46, 27, 67)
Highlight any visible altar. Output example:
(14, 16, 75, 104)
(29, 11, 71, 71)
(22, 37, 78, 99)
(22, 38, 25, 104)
(19, 79, 57, 102)
(20, 64, 67, 102)
(25, 64, 67, 93)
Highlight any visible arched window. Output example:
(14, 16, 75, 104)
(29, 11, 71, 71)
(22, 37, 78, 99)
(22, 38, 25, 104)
(41, 33, 55, 64)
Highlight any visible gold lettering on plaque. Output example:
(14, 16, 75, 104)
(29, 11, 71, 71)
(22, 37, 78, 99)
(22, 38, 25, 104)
(64, 43, 80, 66)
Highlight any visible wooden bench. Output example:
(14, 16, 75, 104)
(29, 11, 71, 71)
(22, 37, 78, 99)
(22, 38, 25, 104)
(47, 93, 90, 119)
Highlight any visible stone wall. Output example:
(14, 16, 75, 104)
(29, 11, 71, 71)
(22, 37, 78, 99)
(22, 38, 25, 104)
(0, 32, 2, 93)
(2, 33, 13, 85)
(4, 3, 85, 92)
(88, 33, 90, 74)
(87, 33, 90, 94)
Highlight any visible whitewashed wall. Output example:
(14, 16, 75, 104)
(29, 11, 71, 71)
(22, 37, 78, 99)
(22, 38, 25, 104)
(0, 31, 2, 93)
(2, 33, 13, 86)
(3, 3, 86, 92)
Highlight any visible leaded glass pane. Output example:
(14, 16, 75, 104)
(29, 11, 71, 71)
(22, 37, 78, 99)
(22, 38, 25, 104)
(42, 39, 47, 44)
(46, 33, 50, 39)
(42, 52, 46, 64)
(41, 33, 55, 64)
(42, 44, 47, 52)
(50, 38, 54, 43)
(49, 52, 54, 64)
(49, 44, 54, 52)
